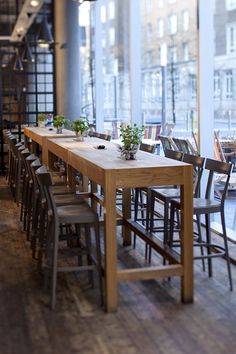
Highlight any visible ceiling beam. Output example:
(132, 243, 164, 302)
(4, 0, 44, 42)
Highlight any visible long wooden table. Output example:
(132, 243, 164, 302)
(24, 127, 75, 165)
(46, 137, 193, 312)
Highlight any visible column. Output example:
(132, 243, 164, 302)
(198, 0, 214, 158)
(129, 0, 142, 126)
(54, 0, 80, 120)
(94, 0, 104, 132)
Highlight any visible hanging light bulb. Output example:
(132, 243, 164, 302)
(37, 15, 54, 48)
(13, 49, 24, 71)
(21, 38, 34, 62)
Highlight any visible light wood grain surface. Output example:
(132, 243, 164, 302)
(24, 127, 76, 164)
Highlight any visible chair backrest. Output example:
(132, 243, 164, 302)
(35, 165, 57, 217)
(144, 124, 161, 140)
(173, 137, 191, 154)
(25, 154, 38, 181)
(159, 135, 177, 153)
(204, 158, 233, 203)
(214, 130, 227, 162)
(90, 131, 112, 141)
(30, 159, 42, 194)
(183, 153, 205, 197)
(164, 149, 182, 161)
(161, 123, 175, 136)
(140, 143, 156, 154)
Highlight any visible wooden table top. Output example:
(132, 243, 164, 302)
(24, 126, 76, 138)
(48, 137, 187, 170)
(48, 137, 189, 189)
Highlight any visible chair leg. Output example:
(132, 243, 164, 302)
(133, 189, 139, 249)
(85, 225, 93, 287)
(163, 201, 169, 245)
(51, 226, 59, 310)
(196, 216, 205, 272)
(94, 221, 103, 306)
(221, 210, 233, 291)
(75, 224, 83, 266)
(169, 204, 175, 247)
(205, 214, 212, 278)
(140, 190, 145, 226)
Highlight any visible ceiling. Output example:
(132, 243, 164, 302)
(0, 0, 52, 67)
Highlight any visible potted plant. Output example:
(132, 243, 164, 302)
(119, 124, 144, 160)
(53, 115, 67, 134)
(37, 113, 47, 128)
(72, 117, 89, 141)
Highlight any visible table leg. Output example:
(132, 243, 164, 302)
(67, 165, 76, 190)
(122, 188, 132, 246)
(48, 150, 56, 170)
(104, 171, 117, 312)
(24, 135, 29, 148)
(180, 164, 193, 303)
(32, 141, 38, 155)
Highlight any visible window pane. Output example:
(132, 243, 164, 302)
(101, 0, 131, 135)
(141, 0, 198, 135)
(214, 0, 236, 131)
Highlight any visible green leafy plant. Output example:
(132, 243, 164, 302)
(38, 113, 47, 122)
(72, 117, 89, 134)
(119, 124, 144, 151)
(53, 115, 67, 128)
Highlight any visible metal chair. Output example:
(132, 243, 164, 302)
(169, 158, 233, 290)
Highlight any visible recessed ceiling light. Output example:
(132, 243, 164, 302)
(30, 0, 40, 7)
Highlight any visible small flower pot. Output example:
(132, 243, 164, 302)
(38, 121, 45, 128)
(56, 126, 63, 134)
(120, 145, 139, 160)
(75, 131, 84, 141)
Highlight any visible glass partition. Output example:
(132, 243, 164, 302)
(214, 0, 236, 135)
(100, 0, 131, 137)
(79, 2, 95, 123)
(79, 0, 131, 137)
(141, 0, 198, 139)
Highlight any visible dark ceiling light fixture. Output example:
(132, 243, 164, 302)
(21, 37, 34, 62)
(13, 48, 24, 71)
(37, 6, 54, 48)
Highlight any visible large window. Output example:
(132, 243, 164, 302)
(80, 0, 198, 137)
(214, 0, 236, 130)
(141, 0, 197, 135)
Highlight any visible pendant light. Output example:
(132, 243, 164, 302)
(37, 6, 54, 48)
(13, 48, 24, 71)
(21, 37, 34, 62)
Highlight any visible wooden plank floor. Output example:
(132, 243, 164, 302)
(0, 177, 236, 354)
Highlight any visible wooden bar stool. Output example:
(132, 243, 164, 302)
(36, 166, 103, 309)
